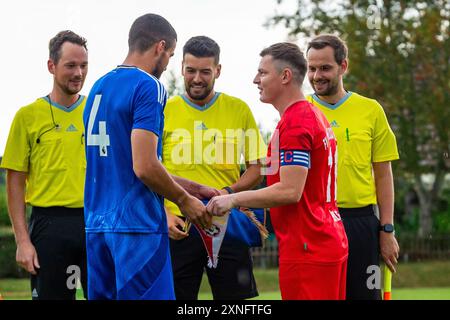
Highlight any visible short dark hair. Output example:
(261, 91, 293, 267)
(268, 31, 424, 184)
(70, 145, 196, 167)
(307, 34, 348, 65)
(183, 36, 220, 64)
(128, 13, 177, 53)
(49, 30, 87, 64)
(260, 42, 307, 85)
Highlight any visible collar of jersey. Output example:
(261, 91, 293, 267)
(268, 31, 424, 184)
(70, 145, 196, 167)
(116, 65, 161, 84)
(117, 64, 137, 69)
(311, 91, 352, 110)
(42, 95, 84, 113)
(181, 92, 221, 112)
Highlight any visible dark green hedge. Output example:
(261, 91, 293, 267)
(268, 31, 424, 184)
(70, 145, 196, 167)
(0, 233, 27, 278)
(0, 184, 10, 226)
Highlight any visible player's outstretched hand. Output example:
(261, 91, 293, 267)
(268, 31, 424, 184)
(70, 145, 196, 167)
(166, 211, 189, 240)
(179, 195, 212, 229)
(194, 184, 220, 200)
(206, 194, 236, 216)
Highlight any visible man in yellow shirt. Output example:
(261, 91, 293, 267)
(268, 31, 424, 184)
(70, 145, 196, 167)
(163, 36, 267, 300)
(306, 34, 400, 300)
(1, 31, 88, 300)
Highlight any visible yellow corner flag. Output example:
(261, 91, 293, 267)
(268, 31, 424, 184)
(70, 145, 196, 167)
(383, 265, 392, 300)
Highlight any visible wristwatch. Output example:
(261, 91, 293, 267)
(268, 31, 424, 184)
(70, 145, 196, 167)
(222, 186, 234, 194)
(379, 223, 395, 233)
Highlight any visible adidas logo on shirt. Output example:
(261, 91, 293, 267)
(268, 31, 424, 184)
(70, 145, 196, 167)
(330, 120, 340, 128)
(195, 122, 208, 130)
(66, 124, 79, 132)
(32, 288, 38, 298)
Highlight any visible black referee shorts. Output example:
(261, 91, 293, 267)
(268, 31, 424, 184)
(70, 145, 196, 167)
(29, 206, 87, 300)
(340, 205, 381, 300)
(170, 225, 258, 300)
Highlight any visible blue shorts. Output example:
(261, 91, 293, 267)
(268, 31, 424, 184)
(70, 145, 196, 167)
(86, 232, 175, 300)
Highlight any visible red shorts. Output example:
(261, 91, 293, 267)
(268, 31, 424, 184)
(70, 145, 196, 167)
(279, 259, 347, 300)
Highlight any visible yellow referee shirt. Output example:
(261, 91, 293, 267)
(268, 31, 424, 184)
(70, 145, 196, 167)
(163, 92, 267, 216)
(1, 96, 86, 208)
(307, 92, 399, 208)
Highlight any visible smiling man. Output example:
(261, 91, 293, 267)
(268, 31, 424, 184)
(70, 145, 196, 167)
(163, 36, 267, 300)
(306, 34, 400, 300)
(1, 31, 89, 300)
(207, 42, 348, 300)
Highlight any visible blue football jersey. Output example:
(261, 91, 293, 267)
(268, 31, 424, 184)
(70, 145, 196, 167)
(83, 66, 167, 233)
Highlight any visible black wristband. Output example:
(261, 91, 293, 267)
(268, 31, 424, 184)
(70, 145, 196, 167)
(222, 186, 234, 194)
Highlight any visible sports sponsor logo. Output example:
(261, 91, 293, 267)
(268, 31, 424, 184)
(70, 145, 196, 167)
(66, 124, 78, 132)
(330, 120, 340, 127)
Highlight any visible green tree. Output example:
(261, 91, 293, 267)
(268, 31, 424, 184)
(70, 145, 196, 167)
(0, 157, 4, 185)
(268, 0, 450, 236)
(164, 69, 184, 98)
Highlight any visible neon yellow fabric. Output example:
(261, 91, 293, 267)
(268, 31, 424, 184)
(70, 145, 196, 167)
(163, 93, 267, 216)
(307, 92, 399, 208)
(1, 97, 86, 208)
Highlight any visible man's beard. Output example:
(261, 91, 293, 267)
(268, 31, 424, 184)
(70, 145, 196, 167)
(312, 78, 339, 96)
(185, 80, 215, 101)
(57, 79, 83, 96)
(152, 56, 165, 79)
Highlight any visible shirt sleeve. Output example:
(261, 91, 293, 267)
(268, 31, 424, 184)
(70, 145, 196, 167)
(278, 120, 314, 168)
(279, 121, 314, 152)
(0, 108, 30, 172)
(372, 102, 399, 162)
(132, 78, 167, 136)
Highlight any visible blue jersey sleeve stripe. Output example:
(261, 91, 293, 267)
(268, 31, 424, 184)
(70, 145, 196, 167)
(158, 82, 161, 104)
(159, 84, 163, 104)
(158, 81, 163, 105)
(146, 72, 165, 105)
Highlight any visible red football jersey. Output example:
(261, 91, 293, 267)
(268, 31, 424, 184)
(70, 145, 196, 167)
(267, 100, 348, 264)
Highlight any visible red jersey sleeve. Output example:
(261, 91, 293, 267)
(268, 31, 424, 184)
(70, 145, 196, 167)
(279, 120, 314, 152)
